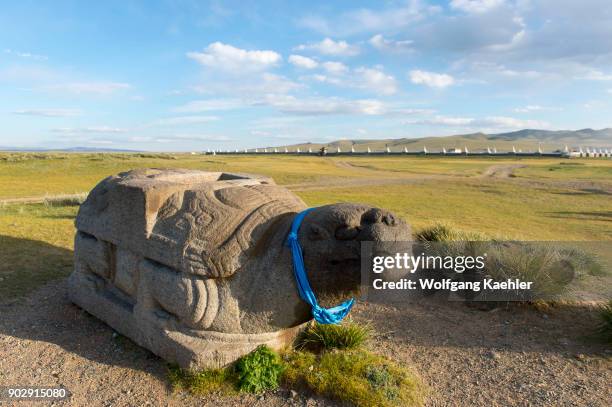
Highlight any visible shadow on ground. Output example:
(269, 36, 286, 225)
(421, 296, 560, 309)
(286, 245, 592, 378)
(358, 295, 610, 357)
(0, 235, 74, 299)
(0, 235, 167, 382)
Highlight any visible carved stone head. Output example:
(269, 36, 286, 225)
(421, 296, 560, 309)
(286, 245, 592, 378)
(297, 203, 412, 299)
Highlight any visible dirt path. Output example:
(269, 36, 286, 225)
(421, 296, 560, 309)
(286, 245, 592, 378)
(480, 164, 526, 178)
(1, 280, 610, 406)
(0, 193, 87, 205)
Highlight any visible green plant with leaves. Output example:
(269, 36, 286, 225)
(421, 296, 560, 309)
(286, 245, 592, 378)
(235, 345, 284, 393)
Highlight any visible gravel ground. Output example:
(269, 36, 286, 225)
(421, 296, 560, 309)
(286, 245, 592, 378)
(0, 280, 610, 407)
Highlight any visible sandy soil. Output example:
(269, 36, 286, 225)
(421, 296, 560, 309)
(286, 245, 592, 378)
(1, 280, 610, 407)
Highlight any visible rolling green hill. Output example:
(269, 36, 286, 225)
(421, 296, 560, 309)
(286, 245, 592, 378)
(269, 128, 612, 153)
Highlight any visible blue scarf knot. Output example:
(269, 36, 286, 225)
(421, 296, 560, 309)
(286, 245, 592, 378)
(286, 208, 355, 324)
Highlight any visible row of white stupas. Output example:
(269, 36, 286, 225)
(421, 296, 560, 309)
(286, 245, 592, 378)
(204, 145, 611, 157)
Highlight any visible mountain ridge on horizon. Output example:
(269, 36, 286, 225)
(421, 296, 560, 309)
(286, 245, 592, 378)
(268, 128, 612, 152)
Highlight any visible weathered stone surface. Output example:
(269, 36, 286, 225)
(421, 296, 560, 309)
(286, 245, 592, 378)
(69, 168, 411, 368)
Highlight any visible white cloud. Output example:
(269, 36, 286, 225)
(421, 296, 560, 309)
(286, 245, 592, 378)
(152, 116, 219, 126)
(174, 99, 246, 112)
(306, 74, 344, 85)
(288, 54, 318, 69)
(52, 126, 126, 133)
(187, 42, 281, 71)
(369, 34, 413, 52)
(261, 94, 386, 116)
(322, 61, 348, 74)
(413, 115, 549, 129)
(409, 70, 455, 88)
(450, 0, 505, 14)
(295, 38, 360, 56)
(45, 82, 130, 95)
(12, 109, 81, 117)
(355, 67, 398, 95)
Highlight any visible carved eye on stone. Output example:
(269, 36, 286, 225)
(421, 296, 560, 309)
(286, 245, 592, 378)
(382, 214, 396, 226)
(335, 225, 360, 240)
(361, 208, 382, 224)
(308, 224, 330, 241)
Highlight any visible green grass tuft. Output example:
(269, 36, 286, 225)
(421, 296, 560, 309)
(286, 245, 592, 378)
(235, 345, 284, 394)
(415, 223, 488, 241)
(167, 364, 238, 395)
(283, 349, 426, 407)
(296, 321, 371, 351)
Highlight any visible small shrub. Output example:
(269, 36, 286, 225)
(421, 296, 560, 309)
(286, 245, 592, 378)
(596, 300, 612, 344)
(296, 321, 370, 351)
(415, 224, 487, 241)
(283, 350, 426, 407)
(235, 345, 284, 393)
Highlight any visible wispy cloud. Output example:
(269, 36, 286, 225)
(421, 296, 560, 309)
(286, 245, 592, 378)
(298, 2, 436, 37)
(259, 94, 386, 116)
(450, 0, 505, 14)
(294, 38, 360, 56)
(174, 99, 247, 112)
(409, 70, 455, 89)
(411, 115, 550, 129)
(12, 108, 81, 117)
(151, 116, 219, 126)
(369, 34, 413, 52)
(513, 105, 561, 113)
(45, 82, 130, 95)
(4, 48, 48, 60)
(576, 70, 612, 81)
(52, 126, 126, 133)
(288, 54, 318, 69)
(155, 134, 232, 143)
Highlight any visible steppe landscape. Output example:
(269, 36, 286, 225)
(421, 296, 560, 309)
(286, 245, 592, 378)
(1, 152, 610, 406)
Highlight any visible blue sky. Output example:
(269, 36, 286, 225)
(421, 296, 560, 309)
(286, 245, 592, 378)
(1, 0, 611, 151)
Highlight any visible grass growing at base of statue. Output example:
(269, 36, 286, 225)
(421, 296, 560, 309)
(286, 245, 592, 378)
(595, 301, 612, 344)
(167, 364, 238, 395)
(282, 349, 425, 407)
(295, 321, 371, 351)
(168, 345, 284, 395)
(167, 322, 425, 406)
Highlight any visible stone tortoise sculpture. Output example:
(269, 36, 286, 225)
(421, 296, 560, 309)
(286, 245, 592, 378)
(69, 168, 411, 368)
